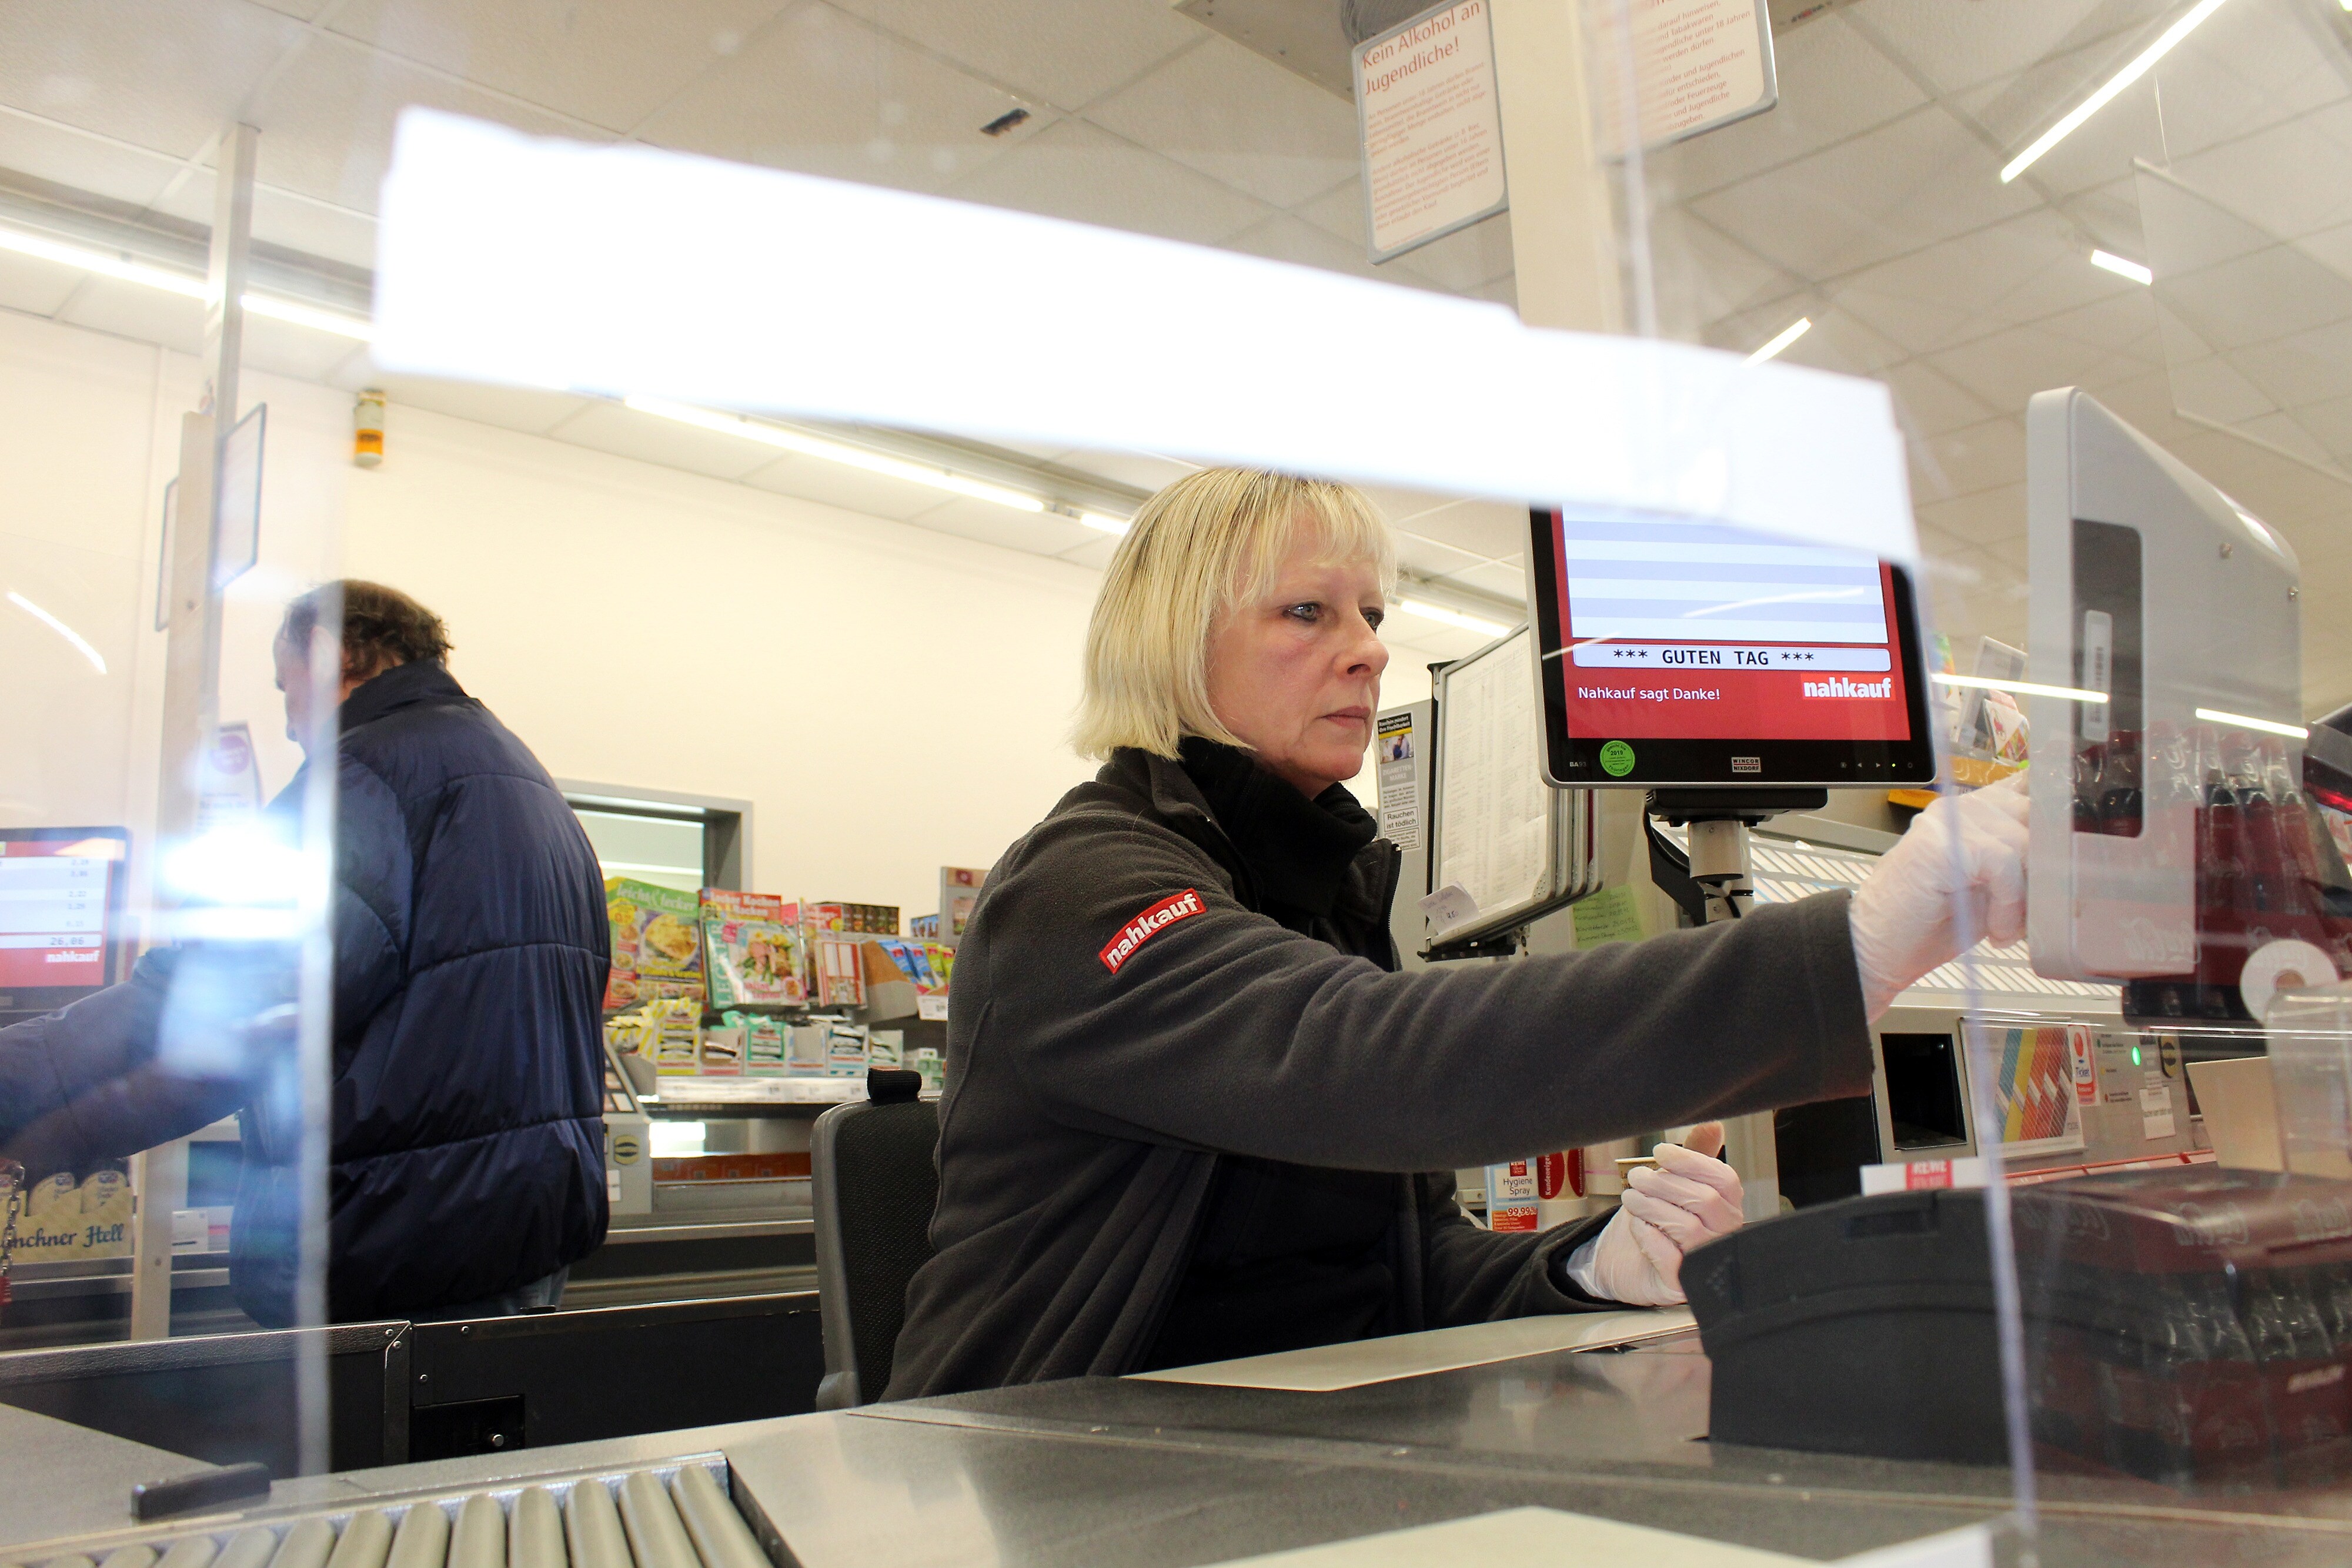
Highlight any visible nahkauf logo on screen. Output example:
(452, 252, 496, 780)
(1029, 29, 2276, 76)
(1800, 676, 1893, 700)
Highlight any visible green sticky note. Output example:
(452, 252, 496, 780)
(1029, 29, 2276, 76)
(1571, 884, 1647, 948)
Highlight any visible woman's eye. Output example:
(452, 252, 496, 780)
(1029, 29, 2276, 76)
(1364, 609, 1385, 632)
(1284, 601, 1322, 623)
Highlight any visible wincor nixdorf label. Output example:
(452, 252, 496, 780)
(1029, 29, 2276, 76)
(1101, 889, 1204, 974)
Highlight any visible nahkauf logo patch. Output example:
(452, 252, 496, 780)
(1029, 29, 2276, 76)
(1100, 889, 1205, 974)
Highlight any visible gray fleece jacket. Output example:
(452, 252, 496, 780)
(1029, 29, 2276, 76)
(883, 749, 1875, 1399)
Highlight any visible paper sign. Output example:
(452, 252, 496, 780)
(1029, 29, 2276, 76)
(1419, 882, 1479, 936)
(2140, 1086, 2178, 1141)
(1374, 711, 1421, 850)
(1589, 0, 1778, 156)
(1354, 0, 1508, 262)
(1570, 884, 1646, 948)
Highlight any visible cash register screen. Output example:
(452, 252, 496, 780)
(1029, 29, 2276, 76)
(0, 827, 129, 1008)
(1528, 508, 1937, 787)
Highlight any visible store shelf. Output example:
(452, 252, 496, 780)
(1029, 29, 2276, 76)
(605, 1217, 814, 1244)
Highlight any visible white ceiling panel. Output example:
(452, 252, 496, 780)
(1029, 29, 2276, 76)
(735, 448, 974, 520)
(52, 274, 206, 353)
(944, 116, 1270, 244)
(903, 494, 1099, 556)
(1387, 497, 1531, 563)
(2169, 104, 2352, 245)
(1956, 61, 2163, 205)
(1843, 0, 2171, 100)
(148, 168, 382, 270)
(0, 0, 308, 163)
(1052, 448, 1197, 493)
(1645, 14, 1927, 200)
(1390, 530, 1494, 584)
(1908, 414, 2026, 504)
(1222, 210, 1408, 285)
(1645, 205, 1802, 337)
(829, 0, 1201, 113)
(1388, 209, 1514, 293)
(1687, 106, 2038, 279)
(2161, 246, 2352, 353)
(1449, 557, 1529, 603)
(1054, 534, 1122, 571)
(1879, 356, 2000, 439)
(1083, 33, 1357, 210)
(1927, 321, 2143, 413)
(244, 32, 594, 211)
(549, 399, 786, 481)
(1915, 482, 2027, 548)
(370, 374, 596, 436)
(1827, 212, 2087, 355)
(635, 2, 1045, 196)
(1380, 611, 1494, 662)
(328, 0, 795, 133)
(238, 310, 371, 381)
(0, 248, 96, 318)
(2141, 1, 2351, 165)
(249, 0, 330, 16)
(0, 107, 183, 209)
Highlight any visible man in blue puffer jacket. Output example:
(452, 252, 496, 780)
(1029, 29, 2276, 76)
(0, 582, 610, 1325)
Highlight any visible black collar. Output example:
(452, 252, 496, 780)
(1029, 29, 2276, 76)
(1175, 738, 1377, 918)
(339, 660, 469, 733)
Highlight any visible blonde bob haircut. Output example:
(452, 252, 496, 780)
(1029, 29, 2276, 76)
(1074, 467, 1397, 761)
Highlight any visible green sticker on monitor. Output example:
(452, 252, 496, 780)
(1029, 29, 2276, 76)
(1599, 740, 1636, 777)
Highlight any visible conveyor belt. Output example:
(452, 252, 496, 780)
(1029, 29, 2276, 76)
(5, 1465, 770, 1568)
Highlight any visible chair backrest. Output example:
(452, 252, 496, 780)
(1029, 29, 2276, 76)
(810, 1067, 940, 1409)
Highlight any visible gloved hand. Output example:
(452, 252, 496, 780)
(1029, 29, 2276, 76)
(1578, 1123, 1745, 1307)
(1848, 772, 2030, 1019)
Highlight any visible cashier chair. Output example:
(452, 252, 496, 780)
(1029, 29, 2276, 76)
(810, 1066, 940, 1409)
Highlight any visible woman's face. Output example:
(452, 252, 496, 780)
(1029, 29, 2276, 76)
(1204, 531, 1389, 797)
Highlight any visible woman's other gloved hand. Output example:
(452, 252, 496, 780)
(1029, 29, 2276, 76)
(1577, 1122, 1744, 1308)
(1847, 772, 2030, 1020)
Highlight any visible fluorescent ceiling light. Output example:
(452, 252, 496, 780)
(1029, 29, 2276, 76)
(0, 222, 374, 340)
(1079, 511, 1132, 536)
(2089, 249, 2153, 285)
(1746, 317, 1810, 365)
(1931, 672, 2105, 704)
(624, 394, 1047, 513)
(2000, 0, 2236, 183)
(2195, 706, 2308, 739)
(1396, 598, 1513, 638)
(7, 590, 106, 673)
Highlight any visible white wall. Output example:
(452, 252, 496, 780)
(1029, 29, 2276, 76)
(340, 406, 1104, 921)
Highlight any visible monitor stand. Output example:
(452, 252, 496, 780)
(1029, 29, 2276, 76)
(1644, 788, 1829, 1222)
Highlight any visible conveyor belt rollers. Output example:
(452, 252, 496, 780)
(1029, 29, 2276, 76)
(11, 1463, 771, 1568)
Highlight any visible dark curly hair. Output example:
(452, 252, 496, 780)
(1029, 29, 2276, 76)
(277, 580, 452, 683)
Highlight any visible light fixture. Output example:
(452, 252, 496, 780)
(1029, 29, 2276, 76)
(7, 590, 106, 674)
(2194, 706, 2308, 740)
(1930, 672, 2106, 704)
(1746, 317, 1811, 365)
(0, 222, 375, 340)
(1396, 598, 1513, 638)
(1078, 511, 1132, 536)
(2000, 0, 2236, 183)
(2089, 249, 2153, 285)
(624, 394, 1049, 514)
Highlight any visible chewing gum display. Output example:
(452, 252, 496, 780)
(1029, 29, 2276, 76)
(787, 1023, 830, 1076)
(868, 1029, 904, 1070)
(825, 1021, 870, 1076)
(698, 1024, 744, 1076)
(701, 889, 806, 1007)
(604, 878, 704, 1011)
(724, 1011, 790, 1075)
(642, 997, 702, 1075)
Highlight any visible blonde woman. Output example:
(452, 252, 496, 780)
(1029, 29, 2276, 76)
(886, 469, 2027, 1398)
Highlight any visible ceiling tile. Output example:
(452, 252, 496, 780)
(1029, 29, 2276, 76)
(829, 0, 1201, 113)
(0, 0, 308, 162)
(0, 108, 185, 208)
(1828, 211, 2089, 355)
(1644, 14, 1927, 200)
(237, 310, 372, 382)
(1387, 497, 1530, 562)
(2137, 0, 2350, 163)
(1915, 482, 2026, 547)
(1053, 534, 1121, 571)
(1949, 36, 2166, 202)
(1908, 416, 2026, 504)
(243, 31, 592, 211)
(1470, 272, 1515, 310)
(1390, 531, 1492, 582)
(1380, 611, 1491, 661)
(903, 494, 1098, 556)
(736, 447, 970, 520)
(1927, 325, 2124, 416)
(1879, 357, 1999, 439)
(1083, 32, 1357, 210)
(1646, 205, 1801, 337)
(2153, 353, 2273, 426)
(248, 0, 330, 16)
(1052, 447, 1197, 492)
(634, 2, 1046, 196)
(1843, 0, 2172, 100)
(0, 246, 95, 317)
(1686, 106, 2039, 280)
(943, 116, 1271, 244)
(373, 373, 595, 436)
(2169, 104, 2352, 245)
(550, 399, 783, 480)
(146, 169, 381, 270)
(328, 0, 794, 133)
(1450, 557, 1530, 603)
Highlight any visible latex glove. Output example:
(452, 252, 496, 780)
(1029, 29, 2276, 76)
(1848, 772, 2030, 1021)
(1575, 1123, 1744, 1307)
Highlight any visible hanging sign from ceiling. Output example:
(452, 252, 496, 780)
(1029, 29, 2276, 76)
(1589, 0, 1778, 157)
(1353, 0, 1508, 264)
